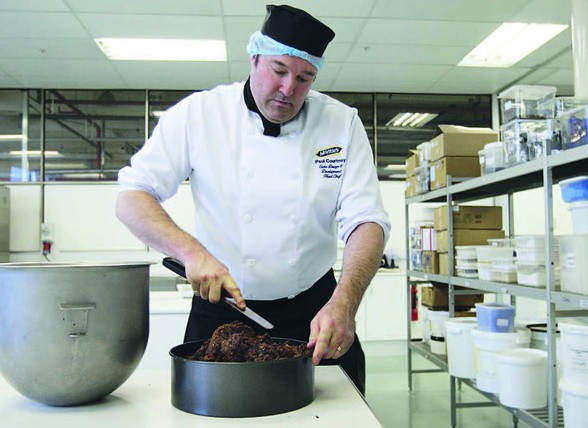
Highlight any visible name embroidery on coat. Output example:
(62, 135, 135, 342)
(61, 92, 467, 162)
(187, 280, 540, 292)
(314, 146, 345, 179)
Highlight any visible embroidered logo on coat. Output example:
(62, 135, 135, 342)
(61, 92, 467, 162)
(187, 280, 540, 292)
(314, 146, 345, 179)
(315, 146, 342, 157)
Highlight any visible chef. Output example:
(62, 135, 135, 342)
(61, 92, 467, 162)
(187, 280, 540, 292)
(116, 4, 391, 395)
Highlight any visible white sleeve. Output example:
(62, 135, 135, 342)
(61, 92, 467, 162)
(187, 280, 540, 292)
(117, 101, 193, 203)
(336, 112, 391, 244)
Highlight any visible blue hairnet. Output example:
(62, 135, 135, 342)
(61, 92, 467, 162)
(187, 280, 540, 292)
(246, 31, 325, 70)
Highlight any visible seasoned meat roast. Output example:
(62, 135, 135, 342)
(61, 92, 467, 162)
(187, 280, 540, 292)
(188, 321, 312, 362)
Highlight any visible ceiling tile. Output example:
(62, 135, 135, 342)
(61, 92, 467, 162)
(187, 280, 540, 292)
(516, 30, 572, 68)
(336, 63, 451, 87)
(0, 12, 87, 38)
(510, 0, 571, 24)
(112, 61, 231, 90)
(435, 66, 533, 94)
(222, 0, 376, 17)
(223, 16, 264, 42)
(346, 44, 469, 65)
(78, 13, 225, 39)
(65, 0, 222, 15)
(1, 59, 126, 88)
(371, 0, 533, 22)
(322, 18, 367, 43)
(358, 19, 499, 47)
(0, 38, 103, 60)
(0, 0, 68, 12)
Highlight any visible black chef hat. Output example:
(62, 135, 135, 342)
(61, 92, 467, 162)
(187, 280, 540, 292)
(261, 5, 335, 58)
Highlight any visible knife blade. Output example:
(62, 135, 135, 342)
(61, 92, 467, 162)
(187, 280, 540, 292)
(162, 257, 274, 330)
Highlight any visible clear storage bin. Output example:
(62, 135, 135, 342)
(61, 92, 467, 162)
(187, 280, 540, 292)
(500, 119, 555, 166)
(498, 85, 556, 122)
(477, 262, 493, 281)
(557, 104, 588, 150)
(456, 246, 479, 260)
(477, 245, 514, 262)
(488, 238, 515, 248)
(516, 247, 545, 263)
(492, 266, 518, 283)
(414, 165, 429, 195)
(456, 267, 478, 278)
(479, 142, 505, 175)
(515, 261, 546, 287)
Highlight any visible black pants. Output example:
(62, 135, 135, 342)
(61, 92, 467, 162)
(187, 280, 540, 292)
(184, 269, 366, 395)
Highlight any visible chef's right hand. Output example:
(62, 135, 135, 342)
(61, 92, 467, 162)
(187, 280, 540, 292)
(184, 252, 245, 309)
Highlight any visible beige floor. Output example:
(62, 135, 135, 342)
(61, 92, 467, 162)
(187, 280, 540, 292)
(363, 341, 534, 428)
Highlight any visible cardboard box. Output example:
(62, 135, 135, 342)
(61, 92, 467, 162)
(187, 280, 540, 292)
(434, 205, 502, 231)
(405, 175, 418, 198)
(429, 156, 481, 190)
(422, 251, 439, 274)
(429, 125, 499, 162)
(436, 229, 506, 253)
(421, 283, 483, 310)
(405, 150, 419, 177)
(439, 252, 449, 275)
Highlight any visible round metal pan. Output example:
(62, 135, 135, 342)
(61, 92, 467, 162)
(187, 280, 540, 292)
(170, 339, 315, 417)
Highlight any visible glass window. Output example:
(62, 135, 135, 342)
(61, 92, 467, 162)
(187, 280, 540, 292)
(0, 90, 42, 182)
(43, 89, 146, 181)
(328, 92, 375, 160)
(148, 90, 194, 137)
(375, 93, 492, 180)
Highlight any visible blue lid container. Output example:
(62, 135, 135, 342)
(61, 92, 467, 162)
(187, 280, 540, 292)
(476, 303, 515, 333)
(560, 176, 588, 203)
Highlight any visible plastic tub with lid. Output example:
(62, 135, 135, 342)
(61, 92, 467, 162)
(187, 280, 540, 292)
(558, 104, 588, 149)
(487, 238, 515, 248)
(445, 317, 477, 379)
(515, 261, 546, 287)
(498, 85, 556, 122)
(455, 246, 478, 260)
(491, 266, 517, 283)
(476, 303, 516, 333)
(477, 262, 492, 281)
(478, 142, 505, 175)
(515, 247, 546, 263)
(476, 245, 514, 262)
(500, 119, 553, 166)
(559, 176, 588, 203)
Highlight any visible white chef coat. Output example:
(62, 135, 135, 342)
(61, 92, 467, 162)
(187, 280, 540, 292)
(118, 81, 391, 300)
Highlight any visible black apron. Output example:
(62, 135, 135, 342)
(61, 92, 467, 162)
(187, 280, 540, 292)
(184, 269, 366, 395)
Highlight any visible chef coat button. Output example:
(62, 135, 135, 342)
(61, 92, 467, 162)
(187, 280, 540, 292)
(246, 259, 256, 267)
(288, 259, 297, 267)
(243, 214, 253, 223)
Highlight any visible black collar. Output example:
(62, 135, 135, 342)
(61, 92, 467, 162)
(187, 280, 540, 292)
(244, 78, 281, 137)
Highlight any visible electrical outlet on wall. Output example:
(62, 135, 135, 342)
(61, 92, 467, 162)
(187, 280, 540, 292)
(40, 223, 54, 243)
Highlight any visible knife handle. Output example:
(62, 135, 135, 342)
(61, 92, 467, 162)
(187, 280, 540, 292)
(162, 257, 230, 298)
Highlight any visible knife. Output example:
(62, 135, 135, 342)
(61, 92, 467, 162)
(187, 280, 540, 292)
(162, 257, 274, 330)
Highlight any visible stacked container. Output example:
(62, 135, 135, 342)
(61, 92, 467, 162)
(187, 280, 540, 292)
(514, 235, 559, 287)
(486, 239, 516, 283)
(498, 85, 557, 167)
(471, 303, 531, 393)
(558, 318, 588, 427)
(559, 176, 588, 234)
(455, 245, 478, 278)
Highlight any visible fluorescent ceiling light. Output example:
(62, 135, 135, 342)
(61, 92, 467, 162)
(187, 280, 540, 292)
(0, 134, 24, 141)
(95, 38, 227, 61)
(458, 22, 568, 68)
(10, 150, 62, 157)
(387, 112, 438, 128)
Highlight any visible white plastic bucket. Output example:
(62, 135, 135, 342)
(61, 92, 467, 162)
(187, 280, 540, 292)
(445, 318, 477, 379)
(421, 307, 430, 344)
(569, 201, 588, 234)
(496, 348, 548, 409)
(428, 310, 449, 338)
(559, 379, 588, 428)
(428, 310, 449, 355)
(471, 328, 531, 393)
(559, 318, 588, 384)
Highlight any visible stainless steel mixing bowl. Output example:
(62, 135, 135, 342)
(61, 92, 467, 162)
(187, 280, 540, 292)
(0, 262, 150, 406)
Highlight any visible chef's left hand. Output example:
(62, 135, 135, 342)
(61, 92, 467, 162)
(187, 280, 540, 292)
(307, 300, 355, 365)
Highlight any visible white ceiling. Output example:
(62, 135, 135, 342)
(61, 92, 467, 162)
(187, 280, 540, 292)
(0, 0, 576, 95)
